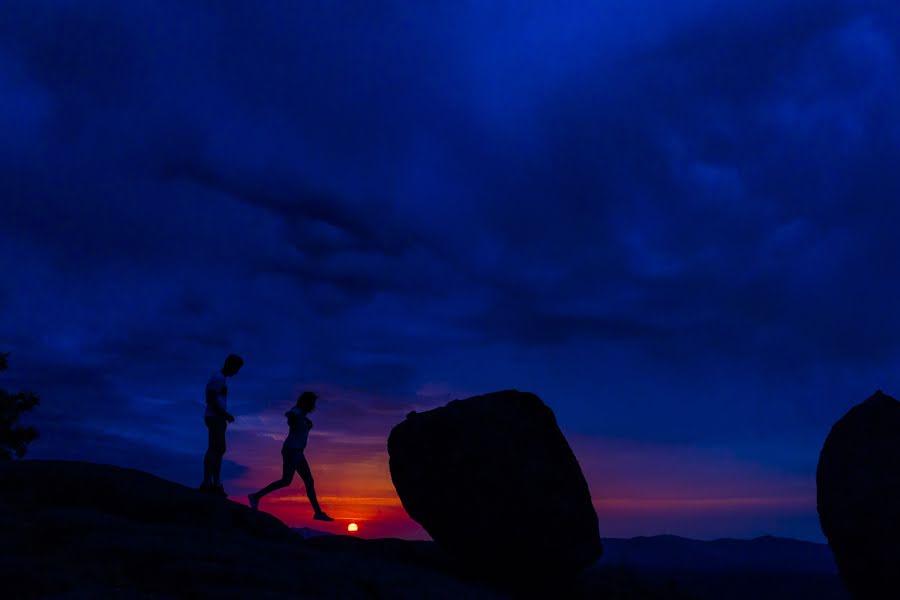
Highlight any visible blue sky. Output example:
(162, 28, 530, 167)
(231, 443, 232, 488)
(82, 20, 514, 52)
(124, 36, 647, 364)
(2, 0, 899, 540)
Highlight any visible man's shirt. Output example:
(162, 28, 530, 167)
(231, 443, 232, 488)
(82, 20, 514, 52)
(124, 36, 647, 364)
(204, 371, 228, 418)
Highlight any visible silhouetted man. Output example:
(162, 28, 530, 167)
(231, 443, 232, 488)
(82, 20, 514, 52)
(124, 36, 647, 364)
(201, 354, 243, 496)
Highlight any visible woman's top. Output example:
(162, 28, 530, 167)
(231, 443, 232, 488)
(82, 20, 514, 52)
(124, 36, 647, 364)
(283, 407, 312, 450)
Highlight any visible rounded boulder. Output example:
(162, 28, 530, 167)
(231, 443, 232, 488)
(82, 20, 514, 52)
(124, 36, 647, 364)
(817, 390, 900, 599)
(388, 390, 602, 578)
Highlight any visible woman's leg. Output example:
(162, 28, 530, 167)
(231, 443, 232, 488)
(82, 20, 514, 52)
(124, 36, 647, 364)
(254, 449, 296, 499)
(295, 453, 323, 514)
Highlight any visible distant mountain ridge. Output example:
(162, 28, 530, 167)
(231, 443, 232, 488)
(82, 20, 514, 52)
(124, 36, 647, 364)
(599, 534, 836, 574)
(292, 526, 334, 539)
(296, 530, 836, 575)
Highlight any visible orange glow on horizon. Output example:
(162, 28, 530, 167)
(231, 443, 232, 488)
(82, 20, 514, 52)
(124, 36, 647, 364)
(228, 397, 429, 539)
(223, 392, 820, 541)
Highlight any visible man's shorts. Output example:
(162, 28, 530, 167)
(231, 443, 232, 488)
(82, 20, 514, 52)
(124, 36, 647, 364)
(205, 416, 227, 454)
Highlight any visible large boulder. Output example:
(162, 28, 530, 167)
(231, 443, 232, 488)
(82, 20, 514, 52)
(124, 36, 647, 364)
(387, 390, 602, 578)
(816, 390, 900, 599)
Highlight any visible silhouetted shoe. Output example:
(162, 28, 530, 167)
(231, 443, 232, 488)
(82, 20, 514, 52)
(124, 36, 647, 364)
(313, 512, 334, 522)
(248, 493, 259, 511)
(199, 481, 212, 492)
(213, 483, 227, 497)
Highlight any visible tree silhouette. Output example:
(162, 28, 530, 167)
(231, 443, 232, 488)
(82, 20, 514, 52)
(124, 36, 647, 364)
(0, 352, 40, 460)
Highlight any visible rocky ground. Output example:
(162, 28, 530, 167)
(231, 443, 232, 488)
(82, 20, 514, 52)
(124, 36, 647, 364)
(0, 460, 680, 599)
(0, 460, 846, 599)
(0, 460, 502, 599)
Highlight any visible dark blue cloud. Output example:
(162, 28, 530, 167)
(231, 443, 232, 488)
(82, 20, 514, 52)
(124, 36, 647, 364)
(2, 0, 900, 539)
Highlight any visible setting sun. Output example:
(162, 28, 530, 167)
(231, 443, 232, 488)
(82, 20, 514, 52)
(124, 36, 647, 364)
(347, 523, 359, 533)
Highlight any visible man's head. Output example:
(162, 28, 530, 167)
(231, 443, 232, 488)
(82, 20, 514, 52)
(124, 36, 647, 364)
(297, 391, 318, 413)
(222, 354, 244, 377)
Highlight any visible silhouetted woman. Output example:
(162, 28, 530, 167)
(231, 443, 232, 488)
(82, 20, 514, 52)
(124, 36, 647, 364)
(248, 391, 334, 521)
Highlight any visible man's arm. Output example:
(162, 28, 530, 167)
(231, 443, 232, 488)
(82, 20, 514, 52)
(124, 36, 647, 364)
(206, 382, 235, 422)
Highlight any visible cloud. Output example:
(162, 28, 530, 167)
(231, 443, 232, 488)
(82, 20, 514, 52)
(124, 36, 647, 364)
(2, 0, 900, 540)
(27, 418, 249, 486)
(3, 0, 897, 387)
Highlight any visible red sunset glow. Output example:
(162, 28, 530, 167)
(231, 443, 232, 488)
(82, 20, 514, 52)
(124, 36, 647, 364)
(223, 388, 819, 541)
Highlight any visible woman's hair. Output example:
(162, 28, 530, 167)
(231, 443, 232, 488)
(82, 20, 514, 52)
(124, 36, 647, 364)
(297, 391, 318, 412)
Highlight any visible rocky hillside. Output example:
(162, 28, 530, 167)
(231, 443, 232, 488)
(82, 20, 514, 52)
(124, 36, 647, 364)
(0, 460, 846, 599)
(0, 460, 501, 599)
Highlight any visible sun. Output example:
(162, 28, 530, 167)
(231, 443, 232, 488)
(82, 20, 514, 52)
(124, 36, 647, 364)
(347, 523, 359, 533)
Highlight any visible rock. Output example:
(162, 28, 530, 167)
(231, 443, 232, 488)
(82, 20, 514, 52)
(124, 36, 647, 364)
(0, 460, 503, 599)
(0, 459, 837, 598)
(0, 459, 291, 539)
(387, 390, 602, 578)
(816, 390, 900, 599)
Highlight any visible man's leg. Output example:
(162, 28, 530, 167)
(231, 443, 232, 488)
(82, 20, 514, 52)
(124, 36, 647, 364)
(203, 418, 217, 485)
(203, 417, 227, 487)
(203, 452, 213, 485)
(211, 419, 227, 484)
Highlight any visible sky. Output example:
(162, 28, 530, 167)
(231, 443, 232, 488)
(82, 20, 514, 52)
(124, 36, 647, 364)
(2, 0, 899, 542)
